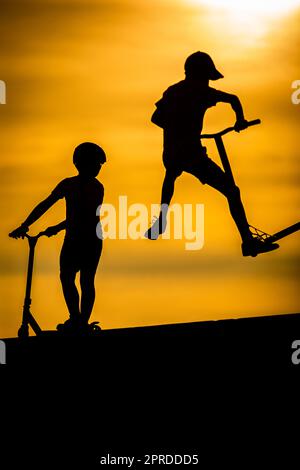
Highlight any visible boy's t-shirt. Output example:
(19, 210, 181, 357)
(153, 79, 229, 167)
(154, 80, 227, 136)
(51, 176, 104, 241)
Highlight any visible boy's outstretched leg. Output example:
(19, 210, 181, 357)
(189, 159, 279, 257)
(60, 269, 80, 319)
(58, 268, 82, 333)
(221, 184, 279, 256)
(79, 239, 102, 331)
(57, 240, 81, 332)
(80, 269, 96, 324)
(145, 168, 181, 240)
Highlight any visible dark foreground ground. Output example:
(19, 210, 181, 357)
(3, 312, 300, 369)
(2, 313, 299, 466)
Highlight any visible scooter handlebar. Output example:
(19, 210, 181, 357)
(9, 229, 55, 241)
(247, 119, 261, 127)
(200, 119, 261, 139)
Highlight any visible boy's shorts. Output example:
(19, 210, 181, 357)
(60, 237, 102, 274)
(163, 144, 228, 187)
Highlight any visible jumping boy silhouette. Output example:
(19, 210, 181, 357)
(9, 142, 106, 332)
(145, 51, 279, 257)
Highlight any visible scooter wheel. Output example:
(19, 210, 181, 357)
(89, 322, 102, 335)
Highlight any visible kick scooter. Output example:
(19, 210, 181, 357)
(17, 231, 54, 338)
(11, 231, 102, 338)
(200, 119, 300, 247)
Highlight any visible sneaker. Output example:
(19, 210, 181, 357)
(88, 321, 102, 335)
(56, 317, 81, 334)
(78, 321, 102, 336)
(144, 216, 167, 240)
(242, 238, 279, 257)
(57, 318, 102, 336)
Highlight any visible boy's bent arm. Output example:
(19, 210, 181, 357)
(44, 220, 66, 237)
(9, 179, 66, 239)
(22, 193, 59, 228)
(217, 92, 246, 123)
(53, 220, 66, 230)
(9, 193, 60, 239)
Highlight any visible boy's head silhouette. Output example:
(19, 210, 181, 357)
(184, 51, 224, 81)
(73, 142, 106, 177)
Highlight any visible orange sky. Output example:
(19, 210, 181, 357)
(0, 0, 299, 337)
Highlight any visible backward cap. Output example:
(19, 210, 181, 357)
(184, 51, 224, 80)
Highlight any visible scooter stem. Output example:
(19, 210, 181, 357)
(24, 236, 38, 304)
(19, 234, 43, 337)
(215, 135, 236, 186)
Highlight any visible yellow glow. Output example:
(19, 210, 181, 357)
(189, 0, 300, 15)
(1, 0, 299, 338)
(187, 0, 300, 42)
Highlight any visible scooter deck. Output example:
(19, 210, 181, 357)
(269, 222, 300, 243)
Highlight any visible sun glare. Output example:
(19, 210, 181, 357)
(186, 0, 300, 42)
(189, 0, 300, 15)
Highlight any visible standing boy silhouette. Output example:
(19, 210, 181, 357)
(145, 51, 279, 257)
(9, 142, 106, 332)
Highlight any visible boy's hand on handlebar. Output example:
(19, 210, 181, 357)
(9, 224, 29, 239)
(234, 119, 249, 132)
(43, 226, 59, 237)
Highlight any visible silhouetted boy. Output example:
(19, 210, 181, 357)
(9, 142, 106, 332)
(145, 51, 279, 257)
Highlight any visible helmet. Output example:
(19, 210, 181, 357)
(184, 51, 224, 80)
(73, 142, 106, 166)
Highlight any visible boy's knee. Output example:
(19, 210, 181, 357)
(165, 168, 181, 182)
(233, 185, 240, 196)
(60, 269, 75, 284)
(80, 271, 95, 288)
(227, 184, 240, 199)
